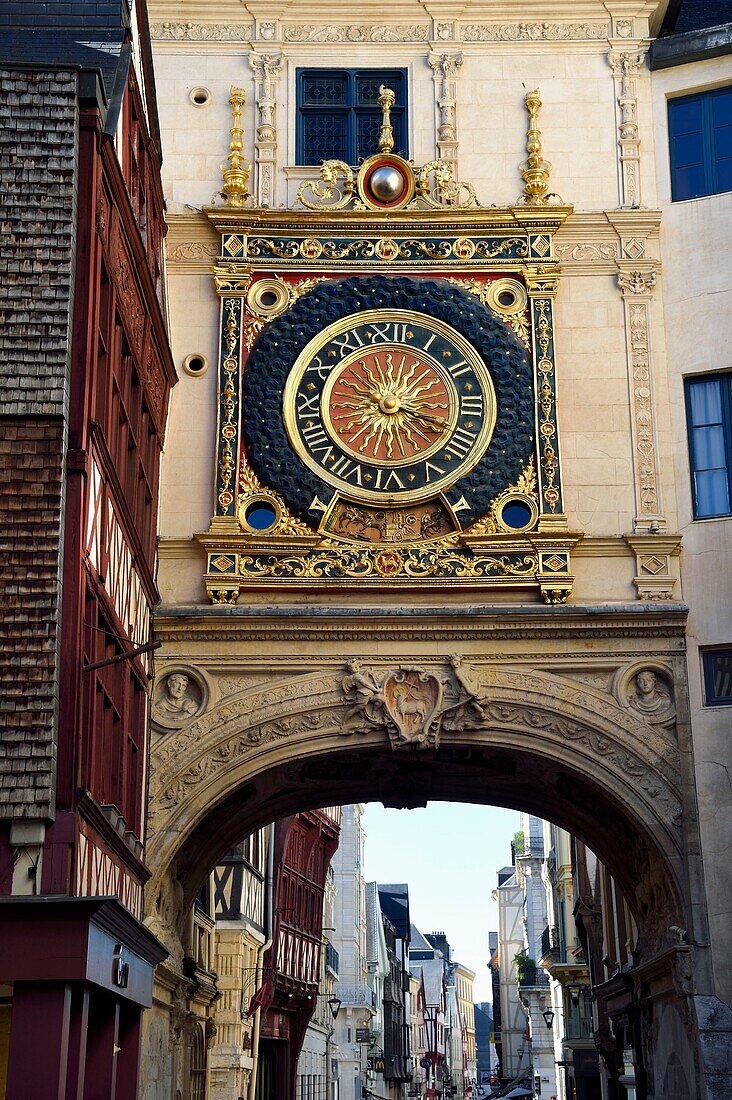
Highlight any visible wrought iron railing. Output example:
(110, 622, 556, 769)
(541, 925, 560, 958)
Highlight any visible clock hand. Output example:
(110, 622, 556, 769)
(408, 410, 448, 428)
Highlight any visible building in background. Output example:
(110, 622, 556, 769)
(512, 817, 557, 1099)
(453, 964, 477, 1095)
(331, 805, 374, 1100)
(538, 824, 598, 1100)
(209, 828, 272, 1100)
(492, 864, 526, 1087)
(409, 970, 428, 1098)
(297, 859, 340, 1100)
(256, 808, 341, 1100)
(473, 1002, 495, 1092)
(377, 885, 412, 1098)
(0, 1, 174, 1095)
(410, 926, 448, 1098)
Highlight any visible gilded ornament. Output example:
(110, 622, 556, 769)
(413, 160, 478, 209)
(221, 87, 252, 208)
(297, 160, 357, 211)
(448, 277, 530, 347)
(518, 89, 559, 206)
(377, 85, 396, 154)
(466, 459, 538, 535)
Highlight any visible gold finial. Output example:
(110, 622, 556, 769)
(377, 85, 396, 153)
(520, 88, 552, 204)
(222, 86, 251, 207)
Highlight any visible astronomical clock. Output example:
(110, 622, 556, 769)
(199, 86, 580, 602)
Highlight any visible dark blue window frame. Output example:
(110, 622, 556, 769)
(668, 86, 732, 201)
(296, 68, 407, 166)
(702, 649, 732, 706)
(684, 373, 732, 519)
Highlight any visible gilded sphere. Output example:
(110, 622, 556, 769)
(369, 165, 404, 202)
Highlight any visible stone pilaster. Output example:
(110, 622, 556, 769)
(428, 51, 463, 167)
(249, 51, 284, 208)
(608, 49, 648, 209)
(617, 267, 665, 532)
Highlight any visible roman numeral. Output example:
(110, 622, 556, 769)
(424, 461, 446, 482)
(302, 422, 334, 461)
(445, 359, 471, 379)
(460, 394, 483, 416)
(332, 329, 365, 355)
(297, 392, 320, 417)
(330, 455, 363, 485)
(445, 426, 477, 460)
(304, 357, 330, 380)
(374, 468, 405, 491)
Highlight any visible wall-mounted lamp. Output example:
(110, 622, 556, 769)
(566, 983, 585, 1008)
(328, 996, 342, 1019)
(542, 1008, 555, 1028)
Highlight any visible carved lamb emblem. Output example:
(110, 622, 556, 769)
(383, 668, 444, 748)
(341, 655, 486, 750)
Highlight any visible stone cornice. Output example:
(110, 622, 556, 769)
(154, 602, 688, 645)
(165, 212, 218, 271)
(554, 209, 662, 274)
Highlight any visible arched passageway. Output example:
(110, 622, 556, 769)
(141, 604, 726, 1099)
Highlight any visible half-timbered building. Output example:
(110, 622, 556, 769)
(0, 1, 175, 1095)
(256, 808, 341, 1100)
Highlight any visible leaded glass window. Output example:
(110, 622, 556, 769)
(296, 69, 407, 165)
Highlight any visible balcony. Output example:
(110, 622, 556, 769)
(335, 984, 376, 1009)
(515, 953, 549, 991)
(566, 1013, 594, 1041)
(539, 925, 561, 969)
(325, 941, 339, 979)
(517, 969, 550, 990)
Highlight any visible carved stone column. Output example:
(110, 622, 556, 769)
(608, 50, 648, 209)
(428, 52, 463, 167)
(249, 51, 284, 208)
(617, 268, 665, 532)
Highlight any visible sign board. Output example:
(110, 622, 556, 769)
(356, 1027, 370, 1043)
(368, 1056, 386, 1073)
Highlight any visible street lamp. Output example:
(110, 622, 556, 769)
(542, 1008, 555, 1029)
(328, 996, 342, 1019)
(566, 983, 584, 1008)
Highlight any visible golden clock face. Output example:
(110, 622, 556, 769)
(283, 310, 496, 505)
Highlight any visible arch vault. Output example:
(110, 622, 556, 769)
(142, 601, 730, 1100)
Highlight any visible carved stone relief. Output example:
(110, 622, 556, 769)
(614, 662, 676, 730)
(152, 669, 207, 729)
(249, 52, 284, 207)
(150, 19, 612, 44)
(608, 50, 648, 209)
(145, 862, 186, 963)
(428, 52, 463, 166)
(145, 657, 686, 902)
(283, 24, 429, 43)
(617, 269, 664, 532)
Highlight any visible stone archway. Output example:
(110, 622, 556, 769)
(142, 604, 724, 1099)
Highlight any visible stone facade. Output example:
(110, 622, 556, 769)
(145, 0, 732, 1096)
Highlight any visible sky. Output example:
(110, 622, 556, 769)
(361, 801, 520, 1004)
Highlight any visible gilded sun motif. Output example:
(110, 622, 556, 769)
(324, 348, 454, 464)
